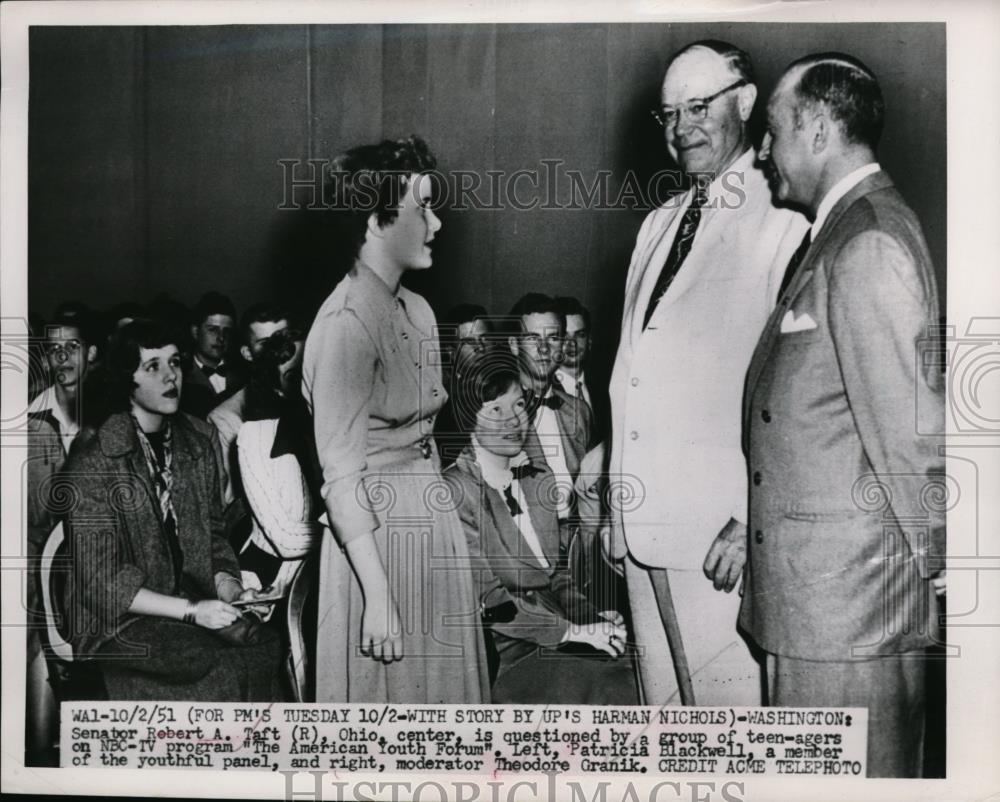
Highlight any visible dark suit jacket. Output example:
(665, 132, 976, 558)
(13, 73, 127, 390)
(739, 170, 945, 661)
(62, 411, 241, 657)
(444, 449, 600, 655)
(181, 360, 245, 420)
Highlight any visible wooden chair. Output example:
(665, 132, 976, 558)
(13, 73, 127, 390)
(285, 556, 316, 702)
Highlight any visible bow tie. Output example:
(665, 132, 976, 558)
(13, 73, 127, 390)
(510, 462, 542, 482)
(200, 362, 227, 378)
(526, 389, 562, 413)
(502, 485, 524, 518)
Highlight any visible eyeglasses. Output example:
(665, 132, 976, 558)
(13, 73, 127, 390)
(651, 79, 748, 128)
(44, 340, 83, 358)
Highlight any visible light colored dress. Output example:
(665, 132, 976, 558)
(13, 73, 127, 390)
(302, 262, 489, 703)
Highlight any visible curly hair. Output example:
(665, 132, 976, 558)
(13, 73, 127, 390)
(324, 134, 438, 266)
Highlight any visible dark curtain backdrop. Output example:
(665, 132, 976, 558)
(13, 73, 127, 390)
(28, 23, 946, 378)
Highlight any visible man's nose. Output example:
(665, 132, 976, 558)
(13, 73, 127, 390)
(760, 132, 772, 160)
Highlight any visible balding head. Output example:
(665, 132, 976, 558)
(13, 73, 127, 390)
(658, 42, 757, 176)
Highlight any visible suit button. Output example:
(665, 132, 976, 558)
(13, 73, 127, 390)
(630, 377, 639, 387)
(630, 430, 639, 441)
(761, 409, 771, 423)
(754, 530, 764, 544)
(753, 471, 762, 486)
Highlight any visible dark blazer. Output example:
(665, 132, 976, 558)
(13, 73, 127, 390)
(62, 411, 241, 657)
(181, 360, 245, 420)
(444, 448, 600, 654)
(739, 170, 945, 661)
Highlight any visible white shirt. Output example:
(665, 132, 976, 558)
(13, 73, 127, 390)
(28, 386, 79, 455)
(194, 355, 227, 394)
(473, 444, 549, 568)
(812, 163, 881, 239)
(555, 368, 591, 410)
(532, 387, 574, 518)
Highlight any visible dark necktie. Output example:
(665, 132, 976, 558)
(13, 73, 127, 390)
(642, 180, 709, 330)
(503, 485, 523, 518)
(777, 230, 813, 300)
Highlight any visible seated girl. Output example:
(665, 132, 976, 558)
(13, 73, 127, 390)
(62, 319, 281, 701)
(443, 348, 639, 704)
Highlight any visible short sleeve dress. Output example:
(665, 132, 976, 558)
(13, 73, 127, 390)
(302, 263, 489, 703)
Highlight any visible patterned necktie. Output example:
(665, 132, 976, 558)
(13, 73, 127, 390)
(777, 230, 812, 300)
(134, 421, 183, 590)
(642, 179, 710, 330)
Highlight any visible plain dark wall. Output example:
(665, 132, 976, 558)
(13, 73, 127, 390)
(28, 23, 946, 378)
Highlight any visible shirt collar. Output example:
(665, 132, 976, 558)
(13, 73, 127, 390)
(194, 355, 225, 371)
(555, 369, 584, 395)
(691, 147, 757, 208)
(812, 162, 881, 238)
(28, 385, 76, 437)
(352, 260, 405, 318)
(472, 442, 530, 491)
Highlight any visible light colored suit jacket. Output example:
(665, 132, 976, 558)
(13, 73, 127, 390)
(609, 149, 807, 569)
(739, 170, 945, 661)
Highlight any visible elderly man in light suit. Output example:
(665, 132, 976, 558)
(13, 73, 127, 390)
(608, 40, 807, 706)
(743, 53, 945, 777)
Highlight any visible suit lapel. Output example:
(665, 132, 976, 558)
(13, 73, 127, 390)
(743, 170, 895, 410)
(627, 204, 684, 347)
(456, 450, 555, 576)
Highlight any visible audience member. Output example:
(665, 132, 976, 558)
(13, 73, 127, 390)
(236, 326, 320, 597)
(182, 291, 240, 419)
(208, 303, 290, 508)
(444, 348, 637, 704)
(62, 318, 280, 701)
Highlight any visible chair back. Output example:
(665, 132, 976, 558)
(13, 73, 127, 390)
(40, 522, 74, 663)
(285, 556, 316, 701)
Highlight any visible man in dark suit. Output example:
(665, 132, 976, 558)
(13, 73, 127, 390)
(181, 291, 241, 419)
(742, 53, 946, 777)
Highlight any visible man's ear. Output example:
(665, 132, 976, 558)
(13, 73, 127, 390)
(240, 344, 253, 363)
(811, 113, 829, 155)
(190, 324, 199, 342)
(85, 344, 98, 365)
(737, 83, 758, 122)
(508, 336, 520, 357)
(366, 212, 384, 241)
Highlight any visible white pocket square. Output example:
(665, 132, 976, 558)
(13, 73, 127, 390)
(780, 309, 818, 333)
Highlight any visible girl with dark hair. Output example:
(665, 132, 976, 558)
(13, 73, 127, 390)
(443, 348, 639, 704)
(302, 136, 489, 703)
(62, 319, 280, 700)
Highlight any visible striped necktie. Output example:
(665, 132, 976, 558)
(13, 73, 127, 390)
(642, 180, 710, 330)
